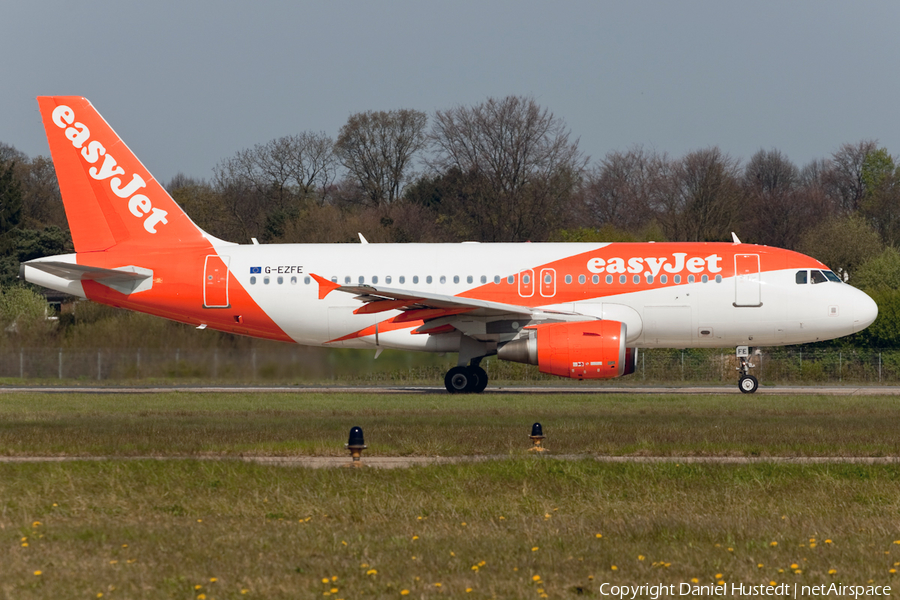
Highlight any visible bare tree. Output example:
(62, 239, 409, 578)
(741, 149, 805, 248)
(213, 132, 338, 241)
(656, 147, 742, 242)
(335, 109, 428, 206)
(428, 96, 586, 242)
(215, 132, 337, 208)
(579, 146, 669, 234)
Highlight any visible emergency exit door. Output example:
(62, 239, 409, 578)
(203, 255, 230, 308)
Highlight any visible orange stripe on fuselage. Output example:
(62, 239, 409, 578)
(457, 243, 825, 306)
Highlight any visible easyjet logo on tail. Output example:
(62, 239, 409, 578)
(50, 105, 168, 234)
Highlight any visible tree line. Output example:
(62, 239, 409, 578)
(2, 95, 900, 347)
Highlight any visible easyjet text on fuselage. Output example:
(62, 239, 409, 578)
(586, 253, 722, 277)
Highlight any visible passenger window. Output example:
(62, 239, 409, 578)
(330, 276, 337, 283)
(358, 276, 365, 284)
(507, 275, 514, 284)
(795, 270, 808, 284)
(647, 275, 654, 284)
(250, 276, 256, 285)
(811, 270, 827, 284)
(399, 276, 405, 284)
(674, 275, 681, 284)
(440, 275, 446, 284)
(303, 276, 310, 284)
(523, 274, 530, 285)
(688, 275, 695, 283)
(412, 276, 418, 284)
(701, 275, 708, 283)
(619, 275, 626, 284)
(290, 276, 297, 285)
(565, 275, 572, 284)
(277, 276, 284, 285)
(494, 276, 500, 284)
(468, 276, 474, 284)
(453, 275, 459, 284)
(715, 275, 722, 283)
(660, 274, 667, 284)
(480, 275, 486, 284)
(427, 276, 433, 284)
(372, 276, 378, 284)
(264, 276, 270, 285)
(386, 276, 392, 284)
(344, 276, 351, 284)
(633, 275, 640, 284)
(604, 275, 610, 284)
(578, 274, 585, 284)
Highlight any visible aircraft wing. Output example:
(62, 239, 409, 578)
(312, 273, 535, 317)
(310, 272, 589, 340)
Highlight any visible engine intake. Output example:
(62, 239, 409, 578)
(497, 320, 636, 380)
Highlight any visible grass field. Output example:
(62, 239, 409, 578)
(3, 391, 900, 599)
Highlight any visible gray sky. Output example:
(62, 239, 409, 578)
(4, 1, 900, 185)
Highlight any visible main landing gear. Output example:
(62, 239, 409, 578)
(444, 360, 489, 394)
(736, 345, 758, 393)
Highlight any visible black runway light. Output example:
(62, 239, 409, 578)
(345, 426, 367, 466)
(529, 422, 547, 452)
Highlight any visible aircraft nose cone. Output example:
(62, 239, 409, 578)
(853, 290, 879, 332)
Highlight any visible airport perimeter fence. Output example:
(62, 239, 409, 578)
(1, 346, 899, 385)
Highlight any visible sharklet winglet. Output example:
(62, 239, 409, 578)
(310, 273, 341, 299)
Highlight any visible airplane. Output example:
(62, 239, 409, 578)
(21, 96, 879, 394)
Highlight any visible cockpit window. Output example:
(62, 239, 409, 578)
(795, 270, 808, 284)
(824, 270, 841, 282)
(811, 270, 828, 284)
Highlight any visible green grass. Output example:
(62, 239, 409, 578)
(2, 392, 900, 457)
(3, 392, 900, 598)
(4, 460, 900, 598)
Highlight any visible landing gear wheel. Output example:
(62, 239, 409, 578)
(739, 374, 759, 394)
(445, 366, 473, 394)
(471, 366, 488, 393)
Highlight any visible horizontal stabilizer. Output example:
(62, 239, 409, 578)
(24, 260, 153, 295)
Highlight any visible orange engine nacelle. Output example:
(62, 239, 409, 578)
(497, 320, 637, 380)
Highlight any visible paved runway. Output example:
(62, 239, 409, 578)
(3, 385, 900, 395)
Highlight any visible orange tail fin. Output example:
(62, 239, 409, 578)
(37, 96, 210, 252)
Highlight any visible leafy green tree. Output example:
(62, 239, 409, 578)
(0, 285, 55, 345)
(859, 148, 900, 246)
(0, 160, 23, 252)
(849, 248, 900, 348)
(0, 226, 72, 288)
(853, 246, 900, 291)
(799, 214, 883, 281)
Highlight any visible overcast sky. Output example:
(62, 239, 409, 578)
(3, 1, 900, 185)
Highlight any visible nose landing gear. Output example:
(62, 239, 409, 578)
(736, 345, 758, 393)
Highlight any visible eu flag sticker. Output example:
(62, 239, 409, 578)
(250, 267, 262, 274)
